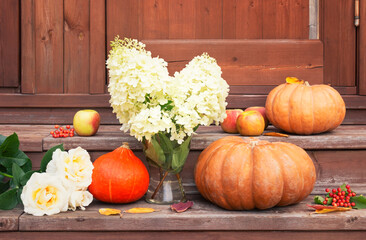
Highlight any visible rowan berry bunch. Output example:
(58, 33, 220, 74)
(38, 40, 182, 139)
(314, 183, 366, 209)
(50, 125, 75, 138)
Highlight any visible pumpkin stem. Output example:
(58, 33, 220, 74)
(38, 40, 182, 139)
(304, 81, 310, 86)
(121, 142, 130, 149)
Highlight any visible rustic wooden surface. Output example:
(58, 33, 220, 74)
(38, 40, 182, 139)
(0, 0, 19, 88)
(42, 125, 366, 151)
(144, 39, 323, 86)
(2, 231, 366, 240)
(320, 0, 356, 87)
(17, 195, 366, 231)
(359, 0, 366, 95)
(0, 208, 22, 231)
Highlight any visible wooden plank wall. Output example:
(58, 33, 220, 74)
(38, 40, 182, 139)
(359, 0, 366, 95)
(319, 0, 356, 88)
(0, 0, 20, 88)
(107, 0, 309, 43)
(21, 0, 106, 94)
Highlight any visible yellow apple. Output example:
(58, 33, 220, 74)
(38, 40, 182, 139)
(73, 110, 100, 136)
(236, 110, 265, 136)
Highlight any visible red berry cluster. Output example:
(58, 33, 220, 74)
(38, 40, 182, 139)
(51, 125, 75, 138)
(323, 185, 356, 208)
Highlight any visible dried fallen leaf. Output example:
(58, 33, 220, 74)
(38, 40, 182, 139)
(286, 77, 304, 84)
(264, 132, 289, 137)
(99, 208, 122, 216)
(307, 205, 351, 214)
(171, 201, 194, 213)
(124, 208, 157, 213)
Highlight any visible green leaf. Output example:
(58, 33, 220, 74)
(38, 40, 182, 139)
(20, 170, 37, 186)
(340, 183, 347, 192)
(327, 197, 333, 205)
(40, 144, 64, 172)
(0, 188, 19, 210)
(351, 195, 366, 209)
(172, 136, 192, 173)
(0, 155, 29, 168)
(0, 135, 7, 145)
(314, 195, 325, 204)
(0, 133, 20, 157)
(11, 163, 25, 188)
(0, 181, 10, 194)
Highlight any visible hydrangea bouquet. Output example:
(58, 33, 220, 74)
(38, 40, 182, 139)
(107, 37, 229, 203)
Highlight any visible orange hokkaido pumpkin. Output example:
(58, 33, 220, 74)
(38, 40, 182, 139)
(194, 136, 316, 210)
(265, 77, 346, 135)
(89, 143, 149, 203)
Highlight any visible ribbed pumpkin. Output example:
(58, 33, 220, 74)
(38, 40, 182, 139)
(265, 77, 346, 135)
(89, 143, 149, 203)
(194, 136, 316, 210)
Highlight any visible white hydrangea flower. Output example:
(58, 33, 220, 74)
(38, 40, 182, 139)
(21, 173, 69, 216)
(46, 147, 94, 190)
(68, 190, 93, 211)
(107, 37, 229, 144)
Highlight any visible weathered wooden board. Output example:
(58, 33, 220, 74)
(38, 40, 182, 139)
(18, 195, 366, 231)
(143, 39, 323, 86)
(0, 208, 23, 231)
(42, 125, 366, 151)
(359, 0, 366, 95)
(320, 0, 356, 87)
(3, 231, 366, 239)
(0, 0, 19, 88)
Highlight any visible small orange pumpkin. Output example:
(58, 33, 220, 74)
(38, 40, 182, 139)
(89, 143, 149, 203)
(194, 136, 316, 210)
(265, 77, 346, 135)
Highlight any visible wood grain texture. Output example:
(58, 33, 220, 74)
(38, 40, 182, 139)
(35, 0, 64, 93)
(21, 0, 36, 93)
(168, 0, 196, 39)
(195, 0, 222, 39)
(222, 0, 236, 38)
(0, 209, 22, 231)
(142, 0, 169, 39)
(359, 0, 366, 95)
(235, 0, 263, 39)
(42, 125, 366, 151)
(143, 39, 323, 85)
(0, 0, 20, 88)
(3, 231, 366, 239)
(18, 195, 366, 231)
(320, 0, 356, 86)
(64, 0, 90, 93)
(90, 0, 106, 94)
(106, 0, 140, 52)
(0, 94, 365, 110)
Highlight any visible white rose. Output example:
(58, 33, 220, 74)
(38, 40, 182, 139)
(46, 147, 94, 190)
(21, 173, 69, 216)
(68, 190, 93, 211)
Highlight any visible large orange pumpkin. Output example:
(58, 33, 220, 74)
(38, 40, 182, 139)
(265, 77, 346, 135)
(194, 136, 316, 210)
(89, 143, 149, 203)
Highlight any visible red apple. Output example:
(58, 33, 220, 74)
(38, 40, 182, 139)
(73, 110, 100, 136)
(245, 106, 269, 129)
(236, 110, 265, 136)
(221, 109, 244, 133)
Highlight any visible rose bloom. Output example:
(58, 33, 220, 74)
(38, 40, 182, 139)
(21, 173, 69, 216)
(68, 190, 93, 211)
(47, 147, 94, 190)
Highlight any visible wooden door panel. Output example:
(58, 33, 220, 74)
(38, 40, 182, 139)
(0, 0, 20, 88)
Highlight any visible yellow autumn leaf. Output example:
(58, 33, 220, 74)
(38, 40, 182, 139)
(124, 207, 157, 213)
(264, 132, 289, 137)
(312, 207, 352, 214)
(286, 77, 304, 84)
(99, 208, 122, 216)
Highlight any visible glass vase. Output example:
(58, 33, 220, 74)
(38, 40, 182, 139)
(142, 133, 192, 204)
